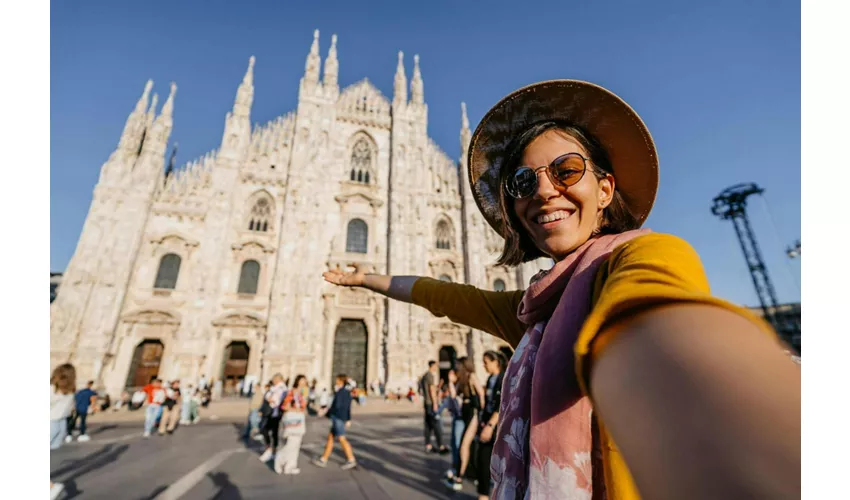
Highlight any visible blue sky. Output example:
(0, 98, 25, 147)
(51, 0, 800, 307)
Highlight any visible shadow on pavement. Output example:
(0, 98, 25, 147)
(137, 485, 169, 500)
(209, 471, 244, 500)
(50, 444, 130, 499)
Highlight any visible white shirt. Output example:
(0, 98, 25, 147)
(50, 387, 74, 421)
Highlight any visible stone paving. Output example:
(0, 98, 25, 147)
(51, 410, 479, 499)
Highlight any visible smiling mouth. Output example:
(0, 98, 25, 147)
(534, 210, 571, 226)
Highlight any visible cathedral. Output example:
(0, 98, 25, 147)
(50, 30, 549, 397)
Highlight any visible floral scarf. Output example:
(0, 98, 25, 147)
(490, 230, 649, 499)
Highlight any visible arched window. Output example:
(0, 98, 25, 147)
(247, 195, 273, 233)
(435, 220, 453, 250)
(153, 254, 181, 290)
(237, 260, 260, 295)
(493, 279, 506, 292)
(350, 138, 372, 184)
(346, 219, 368, 254)
(439, 274, 452, 282)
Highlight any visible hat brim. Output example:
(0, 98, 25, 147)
(468, 80, 658, 235)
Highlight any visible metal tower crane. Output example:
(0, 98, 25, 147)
(711, 183, 799, 348)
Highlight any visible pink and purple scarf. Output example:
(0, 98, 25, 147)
(490, 229, 649, 499)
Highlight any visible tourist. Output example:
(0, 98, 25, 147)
(313, 374, 357, 470)
(419, 360, 449, 454)
(275, 375, 309, 475)
(158, 380, 182, 435)
(258, 374, 287, 463)
(180, 384, 194, 424)
(243, 382, 266, 440)
(322, 79, 800, 498)
(440, 368, 463, 483)
(67, 380, 97, 443)
(447, 356, 484, 490)
(50, 363, 77, 499)
(473, 351, 505, 499)
(142, 378, 166, 438)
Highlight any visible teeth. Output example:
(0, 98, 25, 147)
(536, 210, 569, 224)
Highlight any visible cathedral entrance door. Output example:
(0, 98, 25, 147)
(331, 320, 368, 389)
(125, 339, 164, 389)
(221, 341, 250, 396)
(439, 345, 457, 384)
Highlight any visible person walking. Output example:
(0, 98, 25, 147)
(158, 380, 182, 435)
(243, 382, 266, 440)
(313, 374, 357, 470)
(473, 351, 505, 499)
(66, 380, 97, 443)
(420, 361, 449, 454)
(446, 356, 484, 490)
(50, 363, 76, 499)
(142, 379, 166, 438)
(258, 374, 286, 463)
(322, 79, 800, 499)
(275, 375, 309, 475)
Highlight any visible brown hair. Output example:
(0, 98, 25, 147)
(455, 356, 476, 398)
(495, 121, 639, 266)
(51, 363, 77, 395)
(483, 350, 506, 373)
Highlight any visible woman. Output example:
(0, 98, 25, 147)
(447, 356, 484, 491)
(275, 375, 309, 475)
(259, 374, 287, 463)
(50, 363, 76, 500)
(474, 352, 505, 500)
(323, 80, 800, 499)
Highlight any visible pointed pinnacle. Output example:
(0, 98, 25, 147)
(461, 102, 469, 130)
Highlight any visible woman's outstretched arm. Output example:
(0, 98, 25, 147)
(323, 264, 527, 346)
(323, 265, 419, 303)
(591, 304, 800, 500)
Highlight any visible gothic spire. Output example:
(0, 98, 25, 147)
(460, 102, 471, 153)
(135, 80, 153, 114)
(118, 80, 154, 154)
(160, 82, 177, 119)
(410, 54, 424, 105)
(304, 29, 321, 84)
(393, 51, 407, 105)
(323, 34, 339, 89)
(145, 92, 158, 130)
(233, 56, 255, 117)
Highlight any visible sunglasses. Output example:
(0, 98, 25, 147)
(504, 152, 589, 199)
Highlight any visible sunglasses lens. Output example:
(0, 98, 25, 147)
(507, 167, 537, 198)
(550, 154, 586, 186)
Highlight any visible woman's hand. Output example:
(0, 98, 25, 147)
(479, 424, 494, 443)
(323, 263, 367, 287)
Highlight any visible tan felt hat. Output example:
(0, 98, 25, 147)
(468, 79, 659, 235)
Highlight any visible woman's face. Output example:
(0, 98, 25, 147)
(448, 370, 457, 383)
(297, 378, 307, 389)
(483, 356, 499, 374)
(512, 129, 614, 261)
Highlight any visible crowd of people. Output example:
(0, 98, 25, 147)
(242, 373, 359, 475)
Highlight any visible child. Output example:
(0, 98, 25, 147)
(313, 374, 357, 470)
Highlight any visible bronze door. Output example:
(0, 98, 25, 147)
(222, 341, 250, 395)
(331, 320, 368, 389)
(126, 340, 164, 389)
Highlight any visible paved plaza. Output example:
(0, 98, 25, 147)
(50, 403, 479, 499)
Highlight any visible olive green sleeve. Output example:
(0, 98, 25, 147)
(410, 277, 527, 348)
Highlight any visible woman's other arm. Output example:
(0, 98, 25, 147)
(591, 304, 799, 500)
